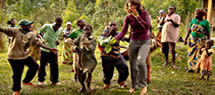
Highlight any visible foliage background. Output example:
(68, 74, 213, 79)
(1, 0, 202, 35)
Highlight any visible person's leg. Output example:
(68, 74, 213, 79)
(101, 56, 115, 87)
(146, 52, 151, 83)
(38, 51, 49, 82)
(77, 69, 86, 92)
(169, 42, 176, 68)
(86, 73, 92, 90)
(137, 40, 150, 95)
(8, 59, 24, 92)
(136, 40, 150, 88)
(161, 42, 169, 66)
(23, 56, 39, 84)
(201, 70, 206, 79)
(115, 55, 129, 86)
(49, 52, 59, 84)
(206, 71, 212, 81)
(128, 40, 140, 91)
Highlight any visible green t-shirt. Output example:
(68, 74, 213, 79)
(189, 19, 210, 38)
(39, 24, 63, 52)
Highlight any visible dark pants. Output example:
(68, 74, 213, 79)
(161, 42, 176, 63)
(8, 56, 39, 91)
(38, 51, 59, 83)
(101, 55, 129, 84)
(77, 69, 92, 91)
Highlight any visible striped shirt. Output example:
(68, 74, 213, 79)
(100, 32, 120, 58)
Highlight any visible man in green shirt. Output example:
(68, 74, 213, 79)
(0, 19, 57, 95)
(38, 17, 63, 85)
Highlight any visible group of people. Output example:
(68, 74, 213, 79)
(156, 4, 214, 80)
(0, 0, 214, 95)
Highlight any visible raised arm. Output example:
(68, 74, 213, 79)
(0, 26, 16, 37)
(135, 11, 151, 29)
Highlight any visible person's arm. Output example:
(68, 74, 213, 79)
(32, 34, 57, 53)
(85, 38, 97, 51)
(184, 28, 191, 45)
(73, 36, 81, 52)
(115, 16, 129, 40)
(168, 19, 179, 27)
(39, 44, 58, 53)
(38, 24, 47, 37)
(135, 11, 151, 30)
(168, 15, 180, 28)
(0, 26, 16, 37)
(159, 16, 166, 25)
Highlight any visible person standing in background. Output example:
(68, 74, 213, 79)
(161, 5, 180, 69)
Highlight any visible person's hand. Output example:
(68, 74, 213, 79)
(131, 9, 139, 17)
(50, 48, 58, 54)
(83, 42, 90, 46)
(184, 40, 187, 45)
(105, 26, 110, 30)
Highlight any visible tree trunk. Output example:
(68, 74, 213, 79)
(104, 0, 109, 25)
(0, 0, 5, 51)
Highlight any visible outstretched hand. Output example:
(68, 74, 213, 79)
(50, 48, 58, 54)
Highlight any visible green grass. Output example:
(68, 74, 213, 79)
(0, 42, 215, 95)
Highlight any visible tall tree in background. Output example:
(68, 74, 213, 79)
(63, 0, 80, 28)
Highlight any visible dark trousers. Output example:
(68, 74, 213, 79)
(77, 69, 92, 91)
(8, 56, 39, 91)
(101, 55, 129, 84)
(38, 51, 58, 83)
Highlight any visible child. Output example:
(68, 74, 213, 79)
(199, 40, 214, 81)
(98, 21, 129, 89)
(73, 24, 97, 93)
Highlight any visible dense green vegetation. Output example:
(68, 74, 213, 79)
(1, 0, 202, 33)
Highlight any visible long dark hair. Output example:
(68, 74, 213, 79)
(125, 0, 143, 14)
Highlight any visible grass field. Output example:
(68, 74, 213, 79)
(0, 42, 215, 95)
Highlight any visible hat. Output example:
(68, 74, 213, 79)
(66, 22, 72, 26)
(159, 9, 165, 14)
(19, 19, 34, 26)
